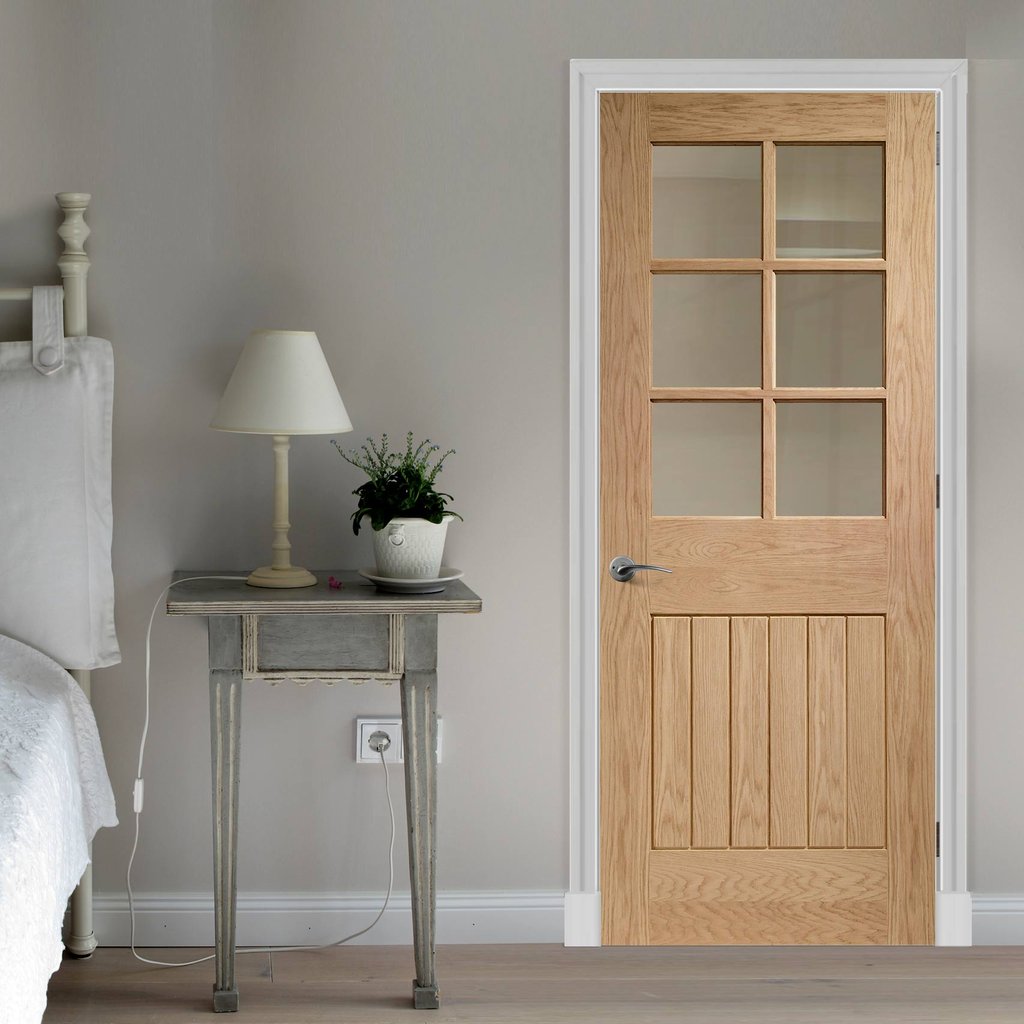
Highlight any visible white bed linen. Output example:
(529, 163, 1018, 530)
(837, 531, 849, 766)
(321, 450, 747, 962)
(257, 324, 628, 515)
(0, 634, 117, 1024)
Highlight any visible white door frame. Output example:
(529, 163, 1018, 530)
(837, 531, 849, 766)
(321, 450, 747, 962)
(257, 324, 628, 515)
(566, 59, 969, 946)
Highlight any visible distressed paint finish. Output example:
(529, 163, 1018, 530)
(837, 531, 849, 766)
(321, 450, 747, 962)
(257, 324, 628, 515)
(168, 570, 480, 616)
(175, 575, 480, 1012)
(209, 619, 243, 1012)
(402, 669, 439, 1008)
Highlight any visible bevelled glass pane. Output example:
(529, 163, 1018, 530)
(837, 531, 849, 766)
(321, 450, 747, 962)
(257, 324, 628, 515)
(653, 274, 762, 386)
(776, 273, 884, 387)
(653, 145, 761, 258)
(776, 145, 884, 258)
(777, 402, 883, 516)
(653, 403, 761, 516)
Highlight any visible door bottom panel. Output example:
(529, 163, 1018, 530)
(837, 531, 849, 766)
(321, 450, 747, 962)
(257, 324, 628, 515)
(648, 849, 888, 944)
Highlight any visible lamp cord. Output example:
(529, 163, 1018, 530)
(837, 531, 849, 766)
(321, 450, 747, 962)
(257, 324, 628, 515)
(126, 577, 397, 968)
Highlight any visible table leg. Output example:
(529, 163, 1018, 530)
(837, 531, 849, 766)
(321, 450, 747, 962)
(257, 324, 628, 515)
(401, 668, 439, 1009)
(210, 667, 242, 1012)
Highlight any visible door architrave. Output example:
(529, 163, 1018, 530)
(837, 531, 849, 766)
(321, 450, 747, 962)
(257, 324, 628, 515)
(566, 58, 969, 947)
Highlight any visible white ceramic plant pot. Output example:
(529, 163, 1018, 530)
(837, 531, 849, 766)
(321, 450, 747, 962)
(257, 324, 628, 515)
(372, 517, 449, 579)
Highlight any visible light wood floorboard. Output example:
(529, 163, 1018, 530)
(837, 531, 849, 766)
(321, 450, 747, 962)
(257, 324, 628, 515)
(44, 945, 1024, 1023)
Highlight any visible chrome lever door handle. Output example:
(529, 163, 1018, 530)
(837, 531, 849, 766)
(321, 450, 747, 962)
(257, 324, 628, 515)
(608, 556, 673, 583)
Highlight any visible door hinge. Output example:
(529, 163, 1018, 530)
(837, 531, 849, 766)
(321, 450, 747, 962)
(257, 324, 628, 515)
(936, 473, 940, 509)
(936, 821, 941, 857)
(936, 131, 941, 165)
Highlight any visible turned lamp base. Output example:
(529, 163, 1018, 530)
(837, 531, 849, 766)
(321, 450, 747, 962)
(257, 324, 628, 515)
(246, 564, 317, 589)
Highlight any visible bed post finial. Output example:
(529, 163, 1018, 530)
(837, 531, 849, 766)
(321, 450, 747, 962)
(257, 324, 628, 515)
(56, 192, 90, 337)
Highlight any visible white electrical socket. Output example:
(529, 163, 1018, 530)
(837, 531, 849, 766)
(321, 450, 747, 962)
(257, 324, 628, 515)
(355, 717, 443, 764)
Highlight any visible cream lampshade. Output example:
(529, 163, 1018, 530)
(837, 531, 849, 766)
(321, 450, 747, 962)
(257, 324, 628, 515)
(211, 329, 352, 588)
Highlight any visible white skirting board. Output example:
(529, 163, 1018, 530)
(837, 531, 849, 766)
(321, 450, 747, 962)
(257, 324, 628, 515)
(972, 895, 1024, 945)
(94, 890, 565, 947)
(95, 889, 1024, 947)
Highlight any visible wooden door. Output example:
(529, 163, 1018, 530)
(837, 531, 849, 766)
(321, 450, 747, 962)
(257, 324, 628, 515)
(600, 93, 935, 945)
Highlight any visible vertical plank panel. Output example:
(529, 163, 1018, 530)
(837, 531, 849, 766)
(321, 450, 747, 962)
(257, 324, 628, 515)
(847, 616, 887, 848)
(691, 617, 731, 848)
(885, 91, 936, 943)
(653, 618, 692, 848)
(731, 617, 769, 847)
(599, 92, 653, 944)
(808, 616, 846, 848)
(769, 616, 808, 847)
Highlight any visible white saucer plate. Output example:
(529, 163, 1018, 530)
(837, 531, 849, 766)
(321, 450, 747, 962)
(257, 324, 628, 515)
(357, 567, 464, 594)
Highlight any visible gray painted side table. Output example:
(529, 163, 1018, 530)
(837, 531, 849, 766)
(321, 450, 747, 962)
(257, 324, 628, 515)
(167, 570, 482, 1013)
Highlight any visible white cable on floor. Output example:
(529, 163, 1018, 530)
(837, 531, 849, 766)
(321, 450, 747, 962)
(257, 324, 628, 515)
(126, 577, 397, 968)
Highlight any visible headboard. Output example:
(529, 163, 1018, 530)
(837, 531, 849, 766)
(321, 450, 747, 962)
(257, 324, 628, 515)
(0, 192, 101, 958)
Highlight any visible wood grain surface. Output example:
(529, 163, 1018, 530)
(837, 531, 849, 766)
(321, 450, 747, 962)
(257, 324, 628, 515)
(648, 849, 888, 944)
(768, 616, 808, 847)
(883, 91, 936, 944)
(652, 616, 889, 857)
(808, 617, 847, 849)
(43, 945, 1024, 1023)
(652, 617, 692, 849)
(730, 618, 769, 848)
(690, 616, 732, 849)
(649, 519, 887, 615)
(847, 616, 887, 848)
(601, 89, 935, 945)
(599, 92, 653, 945)
(649, 92, 887, 142)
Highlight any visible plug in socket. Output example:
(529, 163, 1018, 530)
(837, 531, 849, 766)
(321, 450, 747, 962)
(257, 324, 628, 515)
(356, 717, 444, 764)
(368, 730, 391, 753)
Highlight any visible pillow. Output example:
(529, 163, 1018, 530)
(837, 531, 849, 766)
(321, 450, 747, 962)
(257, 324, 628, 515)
(0, 336, 119, 669)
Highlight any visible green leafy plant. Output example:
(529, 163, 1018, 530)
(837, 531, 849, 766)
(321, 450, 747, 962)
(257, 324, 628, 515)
(333, 431, 460, 535)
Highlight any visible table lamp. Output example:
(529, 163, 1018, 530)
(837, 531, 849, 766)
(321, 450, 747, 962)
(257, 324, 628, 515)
(211, 329, 352, 588)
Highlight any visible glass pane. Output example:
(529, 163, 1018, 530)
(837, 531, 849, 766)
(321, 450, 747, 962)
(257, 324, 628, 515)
(776, 273, 884, 387)
(653, 274, 761, 386)
(653, 403, 761, 516)
(776, 145, 884, 258)
(653, 145, 761, 258)
(777, 402, 883, 516)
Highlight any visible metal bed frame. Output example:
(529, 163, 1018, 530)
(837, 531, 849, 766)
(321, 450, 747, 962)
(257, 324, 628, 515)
(0, 192, 100, 957)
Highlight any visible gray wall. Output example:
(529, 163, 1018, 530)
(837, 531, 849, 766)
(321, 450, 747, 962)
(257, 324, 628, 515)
(967, 3, 1024, 894)
(0, 0, 1019, 908)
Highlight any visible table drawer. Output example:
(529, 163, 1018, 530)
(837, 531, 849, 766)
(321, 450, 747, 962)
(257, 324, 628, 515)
(243, 613, 403, 682)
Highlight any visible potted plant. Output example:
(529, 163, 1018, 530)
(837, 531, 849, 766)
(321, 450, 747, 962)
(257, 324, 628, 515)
(333, 431, 460, 579)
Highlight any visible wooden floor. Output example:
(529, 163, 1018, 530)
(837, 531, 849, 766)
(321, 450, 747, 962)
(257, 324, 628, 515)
(44, 944, 1024, 1023)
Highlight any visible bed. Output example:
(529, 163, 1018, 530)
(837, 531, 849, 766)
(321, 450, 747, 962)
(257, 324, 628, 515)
(0, 193, 118, 1023)
(0, 635, 116, 1023)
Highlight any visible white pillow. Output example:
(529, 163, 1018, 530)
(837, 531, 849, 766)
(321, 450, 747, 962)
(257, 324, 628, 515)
(0, 337, 120, 669)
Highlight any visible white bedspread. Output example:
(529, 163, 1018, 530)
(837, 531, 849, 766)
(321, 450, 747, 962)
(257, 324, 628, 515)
(0, 634, 117, 1024)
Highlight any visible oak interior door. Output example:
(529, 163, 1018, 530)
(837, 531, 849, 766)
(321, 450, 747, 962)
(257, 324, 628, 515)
(600, 93, 935, 945)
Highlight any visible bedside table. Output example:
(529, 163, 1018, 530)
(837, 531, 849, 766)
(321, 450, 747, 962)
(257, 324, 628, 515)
(167, 570, 482, 1012)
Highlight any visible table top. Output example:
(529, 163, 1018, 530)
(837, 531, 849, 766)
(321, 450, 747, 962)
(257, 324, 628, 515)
(166, 570, 482, 616)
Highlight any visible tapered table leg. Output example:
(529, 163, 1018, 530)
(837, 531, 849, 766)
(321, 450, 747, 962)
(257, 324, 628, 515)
(210, 665, 242, 1012)
(401, 666, 439, 1009)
